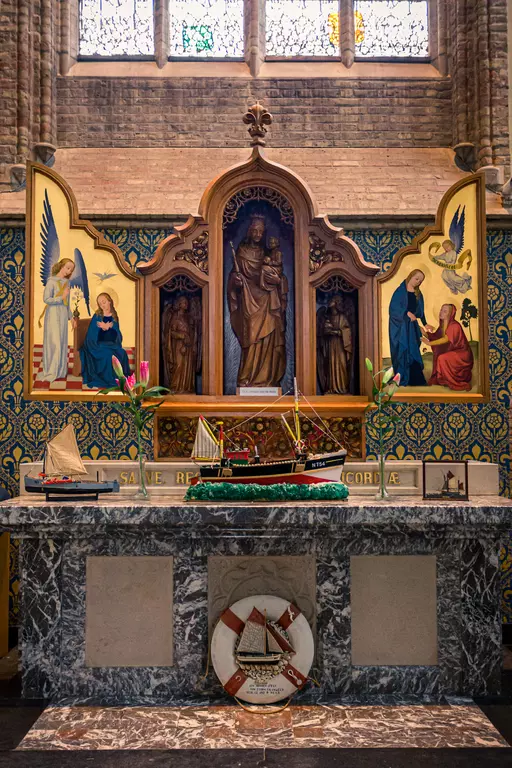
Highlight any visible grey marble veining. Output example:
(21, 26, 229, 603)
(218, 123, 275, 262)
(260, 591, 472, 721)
(1, 495, 512, 535)
(2, 495, 510, 705)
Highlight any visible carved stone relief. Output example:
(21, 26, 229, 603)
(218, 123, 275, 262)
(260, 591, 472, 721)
(208, 555, 316, 637)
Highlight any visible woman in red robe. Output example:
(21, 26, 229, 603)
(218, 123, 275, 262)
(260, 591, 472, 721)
(421, 303, 474, 391)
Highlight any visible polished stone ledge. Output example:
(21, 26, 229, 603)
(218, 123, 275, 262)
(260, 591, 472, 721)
(1, 495, 511, 538)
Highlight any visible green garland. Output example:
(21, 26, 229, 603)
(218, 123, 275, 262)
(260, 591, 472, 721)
(185, 481, 349, 502)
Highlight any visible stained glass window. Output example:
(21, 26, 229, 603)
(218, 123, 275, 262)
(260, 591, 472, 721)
(266, 0, 340, 57)
(170, 0, 244, 58)
(79, 0, 154, 56)
(354, 0, 429, 58)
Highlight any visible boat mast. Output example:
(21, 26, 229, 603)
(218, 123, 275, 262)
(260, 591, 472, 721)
(217, 421, 224, 460)
(293, 378, 301, 445)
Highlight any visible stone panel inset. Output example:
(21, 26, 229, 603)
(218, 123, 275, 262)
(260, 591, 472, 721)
(208, 556, 316, 636)
(85, 556, 173, 668)
(350, 555, 437, 666)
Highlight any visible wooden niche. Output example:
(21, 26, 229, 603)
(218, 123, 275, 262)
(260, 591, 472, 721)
(140, 116, 378, 459)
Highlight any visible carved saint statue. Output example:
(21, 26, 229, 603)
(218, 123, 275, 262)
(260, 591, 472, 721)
(317, 295, 353, 394)
(227, 215, 288, 387)
(162, 295, 201, 393)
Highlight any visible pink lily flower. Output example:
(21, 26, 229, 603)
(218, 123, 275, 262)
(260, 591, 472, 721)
(392, 373, 401, 385)
(139, 360, 150, 388)
(112, 356, 124, 377)
(125, 373, 136, 392)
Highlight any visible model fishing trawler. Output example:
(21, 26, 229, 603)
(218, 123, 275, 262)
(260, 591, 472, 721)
(191, 379, 347, 485)
(24, 424, 119, 500)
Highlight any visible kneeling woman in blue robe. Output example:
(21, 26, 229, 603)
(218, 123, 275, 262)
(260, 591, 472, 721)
(80, 292, 131, 388)
(389, 269, 432, 386)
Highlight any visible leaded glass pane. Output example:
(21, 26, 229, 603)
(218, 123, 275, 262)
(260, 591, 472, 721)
(354, 0, 429, 58)
(79, 0, 154, 56)
(170, 0, 244, 58)
(266, 0, 340, 58)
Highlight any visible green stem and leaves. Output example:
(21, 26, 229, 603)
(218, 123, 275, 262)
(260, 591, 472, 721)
(364, 358, 401, 500)
(99, 358, 170, 498)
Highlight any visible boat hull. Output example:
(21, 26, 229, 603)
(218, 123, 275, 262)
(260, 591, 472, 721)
(24, 477, 120, 497)
(196, 450, 346, 485)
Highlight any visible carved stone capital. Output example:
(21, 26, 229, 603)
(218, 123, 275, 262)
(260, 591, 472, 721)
(10, 164, 26, 191)
(32, 142, 57, 167)
(452, 143, 477, 173)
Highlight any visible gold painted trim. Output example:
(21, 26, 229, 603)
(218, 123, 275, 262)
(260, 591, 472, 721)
(24, 162, 144, 401)
(377, 171, 489, 403)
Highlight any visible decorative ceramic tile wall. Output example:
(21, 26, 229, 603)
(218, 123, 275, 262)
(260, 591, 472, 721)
(1, 226, 510, 623)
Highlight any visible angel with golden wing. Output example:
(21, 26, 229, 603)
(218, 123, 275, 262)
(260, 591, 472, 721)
(428, 205, 473, 295)
(39, 189, 91, 382)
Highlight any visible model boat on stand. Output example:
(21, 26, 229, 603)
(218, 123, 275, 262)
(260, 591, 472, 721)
(24, 424, 119, 500)
(191, 379, 347, 485)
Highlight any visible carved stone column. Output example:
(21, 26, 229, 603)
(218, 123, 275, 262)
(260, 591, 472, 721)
(16, 0, 32, 162)
(40, 0, 56, 144)
(59, 0, 78, 75)
(155, 0, 170, 69)
(244, 0, 265, 76)
(340, 0, 354, 68)
(449, 0, 509, 175)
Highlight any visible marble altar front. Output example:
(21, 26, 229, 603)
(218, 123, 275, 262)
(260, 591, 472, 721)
(1, 496, 511, 705)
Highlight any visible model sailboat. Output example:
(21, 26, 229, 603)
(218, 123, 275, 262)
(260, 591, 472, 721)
(191, 379, 347, 485)
(236, 607, 294, 666)
(24, 424, 119, 500)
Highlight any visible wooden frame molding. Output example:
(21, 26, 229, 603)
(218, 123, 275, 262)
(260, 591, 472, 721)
(140, 144, 376, 417)
(377, 171, 489, 403)
(24, 162, 144, 401)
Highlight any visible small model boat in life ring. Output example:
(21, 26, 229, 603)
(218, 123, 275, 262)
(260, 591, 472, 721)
(211, 595, 314, 704)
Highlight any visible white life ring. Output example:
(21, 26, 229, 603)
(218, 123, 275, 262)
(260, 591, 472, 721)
(211, 594, 314, 704)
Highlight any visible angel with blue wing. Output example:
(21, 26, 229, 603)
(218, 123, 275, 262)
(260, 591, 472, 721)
(427, 205, 473, 295)
(39, 189, 91, 382)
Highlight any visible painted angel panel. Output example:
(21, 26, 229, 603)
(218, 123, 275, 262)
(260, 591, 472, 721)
(39, 191, 91, 383)
(379, 173, 487, 400)
(428, 205, 473, 295)
(26, 165, 140, 398)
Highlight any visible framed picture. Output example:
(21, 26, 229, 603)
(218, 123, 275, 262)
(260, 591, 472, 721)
(378, 172, 489, 402)
(25, 163, 143, 400)
(422, 460, 469, 501)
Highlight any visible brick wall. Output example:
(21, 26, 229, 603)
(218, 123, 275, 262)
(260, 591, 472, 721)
(56, 76, 453, 149)
(0, 0, 18, 167)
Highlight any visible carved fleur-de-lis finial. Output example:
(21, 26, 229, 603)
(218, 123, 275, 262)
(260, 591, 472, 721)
(243, 102, 273, 147)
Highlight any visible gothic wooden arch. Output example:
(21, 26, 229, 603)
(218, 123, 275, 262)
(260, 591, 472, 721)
(140, 143, 378, 411)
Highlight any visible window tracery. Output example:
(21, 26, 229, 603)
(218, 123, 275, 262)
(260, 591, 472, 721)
(353, 0, 429, 58)
(265, 0, 340, 58)
(79, 0, 154, 56)
(169, 0, 244, 57)
(77, 0, 431, 63)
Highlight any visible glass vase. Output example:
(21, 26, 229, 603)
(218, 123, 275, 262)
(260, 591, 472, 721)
(134, 451, 149, 500)
(375, 453, 389, 501)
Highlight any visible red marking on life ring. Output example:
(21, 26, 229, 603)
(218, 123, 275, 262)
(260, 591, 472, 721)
(282, 662, 306, 689)
(278, 603, 301, 630)
(224, 669, 248, 696)
(220, 608, 245, 636)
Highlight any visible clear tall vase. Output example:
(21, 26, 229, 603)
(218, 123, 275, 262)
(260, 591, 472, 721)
(375, 453, 389, 501)
(134, 428, 149, 500)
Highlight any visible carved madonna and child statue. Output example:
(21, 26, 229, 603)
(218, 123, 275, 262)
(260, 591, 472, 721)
(228, 215, 288, 389)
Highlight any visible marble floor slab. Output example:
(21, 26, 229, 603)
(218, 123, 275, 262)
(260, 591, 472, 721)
(17, 704, 508, 750)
